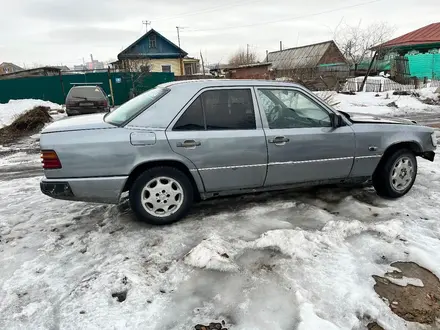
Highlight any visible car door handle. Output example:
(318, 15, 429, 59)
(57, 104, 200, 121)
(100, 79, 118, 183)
(176, 140, 201, 148)
(268, 136, 290, 145)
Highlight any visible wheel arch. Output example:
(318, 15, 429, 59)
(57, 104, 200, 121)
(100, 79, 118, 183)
(373, 140, 422, 175)
(122, 159, 204, 201)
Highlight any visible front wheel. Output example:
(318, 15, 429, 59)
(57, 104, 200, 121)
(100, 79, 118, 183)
(373, 149, 417, 198)
(129, 167, 194, 225)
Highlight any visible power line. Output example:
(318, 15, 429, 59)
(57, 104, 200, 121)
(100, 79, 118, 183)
(152, 0, 264, 22)
(182, 0, 384, 33)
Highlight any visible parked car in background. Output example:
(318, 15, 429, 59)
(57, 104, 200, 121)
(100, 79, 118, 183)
(40, 80, 436, 225)
(65, 85, 110, 116)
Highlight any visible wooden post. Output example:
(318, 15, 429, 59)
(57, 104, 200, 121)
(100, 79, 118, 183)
(58, 71, 65, 101)
(359, 51, 378, 92)
(107, 66, 115, 106)
(180, 57, 184, 76)
(200, 50, 205, 76)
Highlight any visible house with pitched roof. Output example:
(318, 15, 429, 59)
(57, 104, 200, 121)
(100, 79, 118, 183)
(113, 29, 199, 76)
(266, 40, 349, 79)
(371, 22, 440, 79)
(0, 62, 23, 75)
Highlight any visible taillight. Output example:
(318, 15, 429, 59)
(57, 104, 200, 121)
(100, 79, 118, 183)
(41, 150, 62, 169)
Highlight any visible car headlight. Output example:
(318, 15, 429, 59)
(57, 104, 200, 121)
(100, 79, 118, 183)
(432, 132, 438, 147)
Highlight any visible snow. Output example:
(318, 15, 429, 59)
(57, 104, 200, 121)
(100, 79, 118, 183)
(1, 94, 440, 329)
(385, 276, 424, 288)
(1, 150, 440, 329)
(417, 87, 440, 101)
(0, 99, 62, 128)
(333, 89, 440, 116)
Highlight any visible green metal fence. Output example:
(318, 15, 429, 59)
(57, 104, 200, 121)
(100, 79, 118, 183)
(406, 53, 440, 79)
(0, 72, 174, 105)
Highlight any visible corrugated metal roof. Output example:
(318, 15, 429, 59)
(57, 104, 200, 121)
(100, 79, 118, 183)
(373, 23, 440, 49)
(267, 41, 334, 70)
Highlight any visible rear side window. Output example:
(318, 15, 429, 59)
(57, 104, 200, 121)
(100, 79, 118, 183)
(173, 89, 256, 131)
(173, 97, 205, 131)
(68, 87, 105, 99)
(105, 87, 169, 126)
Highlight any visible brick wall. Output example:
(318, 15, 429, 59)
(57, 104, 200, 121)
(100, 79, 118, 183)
(319, 43, 347, 65)
(228, 66, 272, 79)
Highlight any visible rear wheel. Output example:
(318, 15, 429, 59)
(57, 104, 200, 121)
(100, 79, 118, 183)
(373, 149, 417, 198)
(129, 167, 194, 225)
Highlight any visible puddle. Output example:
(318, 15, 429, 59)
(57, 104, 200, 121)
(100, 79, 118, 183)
(373, 262, 440, 324)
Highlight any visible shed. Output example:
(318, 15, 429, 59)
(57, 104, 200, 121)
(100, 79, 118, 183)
(267, 40, 349, 79)
(224, 62, 272, 79)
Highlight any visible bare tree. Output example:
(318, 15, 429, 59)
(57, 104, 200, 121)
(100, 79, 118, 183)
(117, 58, 151, 98)
(228, 47, 259, 66)
(335, 22, 394, 67)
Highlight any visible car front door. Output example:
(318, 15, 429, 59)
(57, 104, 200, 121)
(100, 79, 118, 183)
(166, 87, 268, 192)
(255, 87, 355, 187)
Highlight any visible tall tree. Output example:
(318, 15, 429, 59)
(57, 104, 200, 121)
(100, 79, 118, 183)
(335, 22, 394, 66)
(228, 47, 259, 65)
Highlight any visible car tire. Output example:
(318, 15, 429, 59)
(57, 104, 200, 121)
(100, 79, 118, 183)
(129, 166, 194, 225)
(372, 149, 417, 198)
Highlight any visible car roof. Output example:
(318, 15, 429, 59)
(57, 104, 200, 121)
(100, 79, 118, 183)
(70, 85, 102, 89)
(158, 79, 302, 89)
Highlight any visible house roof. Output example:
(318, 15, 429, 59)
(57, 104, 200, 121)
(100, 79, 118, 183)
(0, 62, 23, 71)
(118, 29, 188, 59)
(224, 62, 272, 70)
(372, 22, 440, 50)
(267, 40, 341, 70)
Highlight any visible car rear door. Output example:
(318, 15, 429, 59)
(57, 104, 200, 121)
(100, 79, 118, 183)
(255, 86, 355, 186)
(166, 87, 268, 192)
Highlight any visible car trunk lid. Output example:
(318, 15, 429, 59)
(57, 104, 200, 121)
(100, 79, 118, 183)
(42, 113, 115, 133)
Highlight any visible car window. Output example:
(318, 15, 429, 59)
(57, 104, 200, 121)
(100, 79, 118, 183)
(68, 87, 105, 99)
(173, 97, 205, 131)
(203, 89, 256, 130)
(257, 89, 331, 129)
(104, 87, 168, 126)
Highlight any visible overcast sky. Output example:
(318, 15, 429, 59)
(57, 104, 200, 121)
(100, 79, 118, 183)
(1, 0, 439, 68)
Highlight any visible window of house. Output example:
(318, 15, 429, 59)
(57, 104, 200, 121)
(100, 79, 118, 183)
(149, 35, 157, 48)
(257, 89, 331, 129)
(162, 65, 172, 73)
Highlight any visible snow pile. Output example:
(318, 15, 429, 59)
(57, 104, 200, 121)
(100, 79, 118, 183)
(184, 235, 242, 272)
(334, 90, 439, 116)
(0, 99, 62, 128)
(417, 87, 440, 101)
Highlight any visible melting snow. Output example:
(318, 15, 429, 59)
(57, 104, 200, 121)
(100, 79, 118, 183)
(0, 99, 62, 128)
(1, 93, 440, 329)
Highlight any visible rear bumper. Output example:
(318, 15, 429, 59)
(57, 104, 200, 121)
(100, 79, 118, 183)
(40, 176, 128, 204)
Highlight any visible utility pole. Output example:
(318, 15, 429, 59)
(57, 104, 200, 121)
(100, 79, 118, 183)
(176, 26, 185, 75)
(142, 20, 151, 33)
(176, 26, 183, 49)
(200, 50, 205, 75)
(247, 44, 250, 64)
(280, 41, 283, 51)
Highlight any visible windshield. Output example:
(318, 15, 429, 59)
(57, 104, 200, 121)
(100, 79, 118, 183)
(105, 87, 169, 126)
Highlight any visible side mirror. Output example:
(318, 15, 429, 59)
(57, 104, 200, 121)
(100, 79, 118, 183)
(329, 113, 343, 128)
